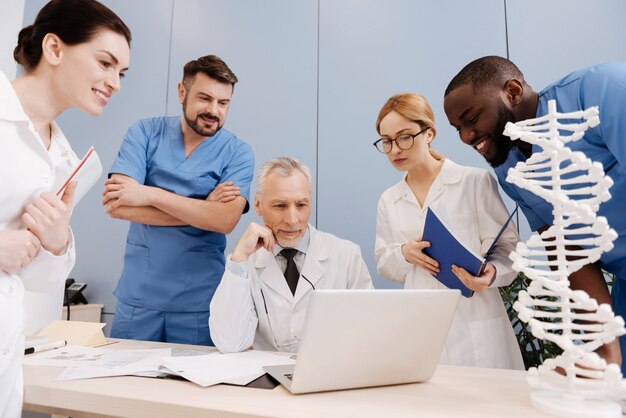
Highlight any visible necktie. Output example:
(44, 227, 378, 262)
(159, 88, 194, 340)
(280, 248, 299, 295)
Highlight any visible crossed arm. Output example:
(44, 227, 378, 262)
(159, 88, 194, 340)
(102, 174, 245, 234)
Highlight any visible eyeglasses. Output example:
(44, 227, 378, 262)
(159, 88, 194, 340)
(373, 127, 430, 154)
(259, 275, 315, 351)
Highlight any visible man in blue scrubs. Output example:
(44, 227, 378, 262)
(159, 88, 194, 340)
(443, 56, 626, 371)
(102, 55, 254, 345)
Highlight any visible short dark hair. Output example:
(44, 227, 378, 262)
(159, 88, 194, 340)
(444, 55, 525, 97)
(182, 55, 238, 88)
(13, 0, 132, 72)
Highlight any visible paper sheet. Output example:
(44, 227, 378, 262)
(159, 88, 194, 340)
(24, 345, 168, 368)
(56, 348, 171, 381)
(160, 351, 295, 387)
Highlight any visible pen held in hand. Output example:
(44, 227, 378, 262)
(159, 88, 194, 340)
(24, 340, 67, 355)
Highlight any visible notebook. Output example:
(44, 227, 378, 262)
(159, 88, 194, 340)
(263, 289, 460, 394)
(56, 146, 102, 206)
(421, 206, 519, 298)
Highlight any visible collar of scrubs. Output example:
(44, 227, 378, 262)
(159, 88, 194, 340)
(273, 226, 310, 257)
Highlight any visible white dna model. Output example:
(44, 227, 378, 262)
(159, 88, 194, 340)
(504, 100, 626, 418)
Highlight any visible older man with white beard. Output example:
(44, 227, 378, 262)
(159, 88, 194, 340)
(209, 157, 373, 353)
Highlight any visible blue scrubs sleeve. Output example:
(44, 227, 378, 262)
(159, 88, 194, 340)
(109, 120, 150, 183)
(220, 141, 255, 213)
(580, 65, 626, 171)
(497, 171, 548, 232)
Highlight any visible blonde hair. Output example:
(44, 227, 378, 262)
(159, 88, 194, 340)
(376, 93, 444, 161)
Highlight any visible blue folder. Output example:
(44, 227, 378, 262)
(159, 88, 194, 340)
(421, 205, 519, 298)
(421, 208, 483, 298)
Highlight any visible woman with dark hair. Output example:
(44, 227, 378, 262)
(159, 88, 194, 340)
(0, 1, 130, 416)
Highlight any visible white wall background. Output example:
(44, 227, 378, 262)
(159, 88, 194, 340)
(8, 0, 626, 334)
(0, 0, 24, 77)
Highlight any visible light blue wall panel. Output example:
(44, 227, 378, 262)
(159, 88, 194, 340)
(507, 0, 626, 89)
(317, 0, 508, 288)
(23, 0, 173, 331)
(168, 0, 319, 253)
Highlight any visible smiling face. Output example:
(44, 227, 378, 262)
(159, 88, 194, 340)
(378, 110, 433, 172)
(179, 72, 233, 138)
(255, 170, 311, 248)
(57, 29, 130, 116)
(443, 83, 515, 168)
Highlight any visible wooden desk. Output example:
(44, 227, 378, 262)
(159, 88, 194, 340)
(23, 339, 556, 418)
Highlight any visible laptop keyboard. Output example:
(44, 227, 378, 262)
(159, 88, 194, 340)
(284, 373, 293, 381)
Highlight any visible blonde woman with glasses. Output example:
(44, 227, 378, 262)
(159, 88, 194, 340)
(373, 93, 523, 370)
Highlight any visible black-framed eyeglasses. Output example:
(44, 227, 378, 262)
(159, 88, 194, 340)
(259, 275, 315, 351)
(373, 127, 430, 154)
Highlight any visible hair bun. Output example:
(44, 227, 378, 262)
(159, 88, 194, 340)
(13, 25, 36, 67)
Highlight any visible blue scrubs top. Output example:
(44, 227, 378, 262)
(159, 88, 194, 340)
(495, 62, 626, 281)
(110, 116, 254, 312)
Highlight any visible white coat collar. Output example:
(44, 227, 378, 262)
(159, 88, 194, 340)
(0, 72, 69, 158)
(253, 224, 328, 302)
(390, 159, 463, 208)
(0, 72, 30, 122)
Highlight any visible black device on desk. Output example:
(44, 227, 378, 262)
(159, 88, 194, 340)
(64, 278, 88, 306)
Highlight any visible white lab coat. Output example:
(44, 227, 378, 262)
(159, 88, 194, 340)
(0, 72, 76, 417)
(210, 225, 373, 353)
(376, 159, 524, 370)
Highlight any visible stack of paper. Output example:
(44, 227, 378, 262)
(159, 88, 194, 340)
(23, 345, 294, 387)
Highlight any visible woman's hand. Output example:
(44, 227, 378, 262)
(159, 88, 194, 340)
(451, 262, 496, 293)
(0, 230, 41, 274)
(401, 240, 440, 275)
(21, 182, 76, 256)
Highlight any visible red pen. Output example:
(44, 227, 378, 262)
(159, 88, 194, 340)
(56, 147, 95, 196)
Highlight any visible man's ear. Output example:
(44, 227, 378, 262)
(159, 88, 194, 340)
(502, 79, 524, 108)
(254, 195, 262, 216)
(41, 33, 63, 66)
(177, 81, 186, 104)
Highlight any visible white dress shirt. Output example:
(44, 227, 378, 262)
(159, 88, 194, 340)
(0, 72, 77, 417)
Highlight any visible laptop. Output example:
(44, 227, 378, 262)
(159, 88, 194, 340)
(263, 289, 460, 394)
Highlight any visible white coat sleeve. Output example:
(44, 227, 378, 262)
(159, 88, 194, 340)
(476, 172, 519, 288)
(209, 256, 259, 353)
(346, 244, 374, 289)
(20, 227, 76, 293)
(375, 195, 413, 283)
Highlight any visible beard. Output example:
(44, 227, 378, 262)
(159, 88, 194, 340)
(182, 94, 222, 137)
(485, 100, 515, 168)
(275, 233, 303, 248)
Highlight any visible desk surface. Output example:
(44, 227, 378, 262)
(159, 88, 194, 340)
(24, 339, 556, 418)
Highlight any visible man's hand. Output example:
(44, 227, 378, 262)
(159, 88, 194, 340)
(0, 230, 41, 274)
(102, 176, 153, 209)
(401, 240, 439, 275)
(231, 222, 276, 262)
(207, 181, 241, 203)
(21, 182, 75, 255)
(451, 262, 496, 293)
